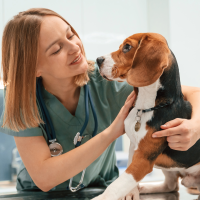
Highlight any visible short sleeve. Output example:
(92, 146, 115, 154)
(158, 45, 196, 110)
(0, 116, 44, 137)
(111, 81, 134, 109)
(0, 88, 45, 138)
(0, 124, 44, 137)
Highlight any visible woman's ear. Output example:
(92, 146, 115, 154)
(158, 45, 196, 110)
(127, 34, 170, 87)
(36, 66, 42, 77)
(36, 72, 41, 77)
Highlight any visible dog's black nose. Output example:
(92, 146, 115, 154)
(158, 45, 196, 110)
(96, 57, 105, 67)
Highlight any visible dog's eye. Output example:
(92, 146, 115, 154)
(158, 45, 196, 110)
(122, 44, 132, 53)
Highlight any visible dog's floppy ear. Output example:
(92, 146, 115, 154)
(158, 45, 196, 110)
(127, 34, 170, 87)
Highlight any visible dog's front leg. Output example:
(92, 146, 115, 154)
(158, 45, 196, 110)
(127, 141, 135, 167)
(92, 149, 156, 200)
(92, 171, 138, 200)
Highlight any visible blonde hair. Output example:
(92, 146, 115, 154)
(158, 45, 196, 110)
(1, 8, 94, 132)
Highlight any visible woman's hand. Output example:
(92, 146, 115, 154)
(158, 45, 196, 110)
(108, 91, 136, 140)
(152, 118, 200, 151)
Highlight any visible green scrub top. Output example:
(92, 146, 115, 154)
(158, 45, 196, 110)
(0, 64, 133, 191)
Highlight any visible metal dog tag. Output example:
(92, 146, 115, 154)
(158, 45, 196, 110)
(135, 121, 141, 132)
(49, 142, 63, 157)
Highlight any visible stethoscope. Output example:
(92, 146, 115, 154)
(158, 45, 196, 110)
(36, 77, 98, 192)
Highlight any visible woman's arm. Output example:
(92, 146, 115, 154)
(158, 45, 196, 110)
(182, 85, 200, 122)
(14, 91, 136, 192)
(152, 85, 200, 151)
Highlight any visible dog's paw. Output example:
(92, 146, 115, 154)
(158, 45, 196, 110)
(119, 186, 140, 200)
(138, 183, 149, 194)
(181, 175, 196, 188)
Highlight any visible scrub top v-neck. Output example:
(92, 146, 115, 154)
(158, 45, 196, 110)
(42, 84, 85, 126)
(0, 63, 133, 191)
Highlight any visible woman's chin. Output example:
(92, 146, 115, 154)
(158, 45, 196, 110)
(80, 61, 89, 72)
(73, 64, 87, 76)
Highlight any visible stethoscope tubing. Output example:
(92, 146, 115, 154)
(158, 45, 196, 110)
(77, 83, 89, 140)
(88, 85, 98, 137)
(36, 77, 98, 192)
(37, 78, 56, 141)
(75, 83, 98, 147)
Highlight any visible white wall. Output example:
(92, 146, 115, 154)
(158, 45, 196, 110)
(169, 0, 200, 87)
(147, 0, 170, 44)
(3, 0, 83, 36)
(0, 0, 148, 62)
(82, 0, 148, 60)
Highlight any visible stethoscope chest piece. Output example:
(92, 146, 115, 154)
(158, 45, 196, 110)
(49, 142, 63, 157)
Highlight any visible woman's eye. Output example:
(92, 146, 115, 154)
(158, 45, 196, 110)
(68, 34, 75, 40)
(52, 47, 61, 55)
(122, 44, 132, 53)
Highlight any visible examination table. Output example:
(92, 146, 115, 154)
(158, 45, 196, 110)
(0, 184, 200, 200)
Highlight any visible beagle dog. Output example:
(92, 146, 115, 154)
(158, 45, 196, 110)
(93, 33, 200, 200)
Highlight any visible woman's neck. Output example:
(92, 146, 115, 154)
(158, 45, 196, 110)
(42, 76, 80, 106)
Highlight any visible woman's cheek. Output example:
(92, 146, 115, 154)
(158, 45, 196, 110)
(50, 52, 67, 66)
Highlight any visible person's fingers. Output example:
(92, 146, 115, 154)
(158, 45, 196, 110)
(171, 147, 183, 151)
(167, 135, 181, 143)
(160, 118, 184, 129)
(152, 126, 181, 138)
(119, 95, 136, 120)
(126, 195, 133, 200)
(125, 91, 136, 104)
(168, 142, 181, 149)
(124, 95, 136, 111)
(168, 142, 189, 151)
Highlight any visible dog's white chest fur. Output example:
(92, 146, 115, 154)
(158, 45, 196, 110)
(124, 108, 153, 150)
(124, 80, 161, 151)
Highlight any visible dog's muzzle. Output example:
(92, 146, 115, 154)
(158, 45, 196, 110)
(96, 57, 105, 68)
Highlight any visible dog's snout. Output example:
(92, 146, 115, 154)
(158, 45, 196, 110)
(96, 57, 105, 67)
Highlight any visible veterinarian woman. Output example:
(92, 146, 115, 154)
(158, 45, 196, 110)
(1, 8, 200, 194)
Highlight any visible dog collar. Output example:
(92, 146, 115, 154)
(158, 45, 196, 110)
(137, 100, 173, 113)
(135, 100, 173, 132)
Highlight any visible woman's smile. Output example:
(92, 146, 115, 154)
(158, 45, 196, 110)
(70, 54, 82, 65)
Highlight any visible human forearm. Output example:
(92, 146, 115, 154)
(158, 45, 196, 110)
(182, 85, 200, 123)
(38, 127, 115, 191)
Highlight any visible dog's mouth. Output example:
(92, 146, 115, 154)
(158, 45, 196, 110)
(99, 68, 113, 81)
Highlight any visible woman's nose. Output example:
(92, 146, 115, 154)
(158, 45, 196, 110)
(67, 41, 80, 55)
